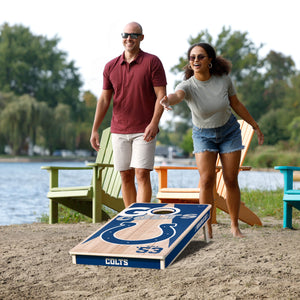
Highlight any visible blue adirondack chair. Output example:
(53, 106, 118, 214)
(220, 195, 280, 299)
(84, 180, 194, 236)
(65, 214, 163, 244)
(275, 166, 300, 229)
(42, 127, 124, 224)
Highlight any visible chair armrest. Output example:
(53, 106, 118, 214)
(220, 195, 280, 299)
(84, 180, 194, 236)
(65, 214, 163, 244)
(154, 166, 198, 171)
(239, 166, 251, 171)
(154, 164, 252, 190)
(41, 166, 92, 170)
(275, 166, 300, 171)
(86, 163, 114, 168)
(154, 166, 198, 190)
(274, 166, 300, 191)
(41, 166, 93, 189)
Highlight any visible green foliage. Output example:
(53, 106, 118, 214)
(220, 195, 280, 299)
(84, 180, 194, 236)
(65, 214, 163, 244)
(0, 24, 115, 155)
(237, 72, 266, 120)
(215, 27, 262, 83)
(156, 129, 171, 146)
(0, 94, 46, 154)
(0, 23, 82, 115)
(288, 116, 300, 149)
(244, 146, 300, 168)
(258, 109, 290, 145)
(240, 188, 289, 219)
(283, 73, 300, 112)
(180, 128, 193, 154)
(263, 50, 296, 82)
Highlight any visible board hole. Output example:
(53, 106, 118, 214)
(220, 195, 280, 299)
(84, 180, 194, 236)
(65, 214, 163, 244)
(151, 209, 174, 215)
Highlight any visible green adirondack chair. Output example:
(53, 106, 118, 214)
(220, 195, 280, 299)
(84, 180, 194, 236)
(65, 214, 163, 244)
(41, 127, 124, 224)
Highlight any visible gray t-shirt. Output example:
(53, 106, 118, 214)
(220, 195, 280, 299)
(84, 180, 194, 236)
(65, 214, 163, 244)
(175, 75, 236, 128)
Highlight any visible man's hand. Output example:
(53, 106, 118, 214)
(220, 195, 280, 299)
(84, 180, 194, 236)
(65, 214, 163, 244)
(143, 124, 158, 142)
(90, 131, 100, 151)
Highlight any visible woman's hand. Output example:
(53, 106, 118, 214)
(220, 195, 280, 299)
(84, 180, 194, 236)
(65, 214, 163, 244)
(255, 127, 264, 145)
(160, 96, 172, 111)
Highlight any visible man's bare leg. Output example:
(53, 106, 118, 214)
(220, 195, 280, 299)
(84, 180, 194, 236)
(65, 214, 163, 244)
(135, 168, 152, 203)
(120, 169, 136, 207)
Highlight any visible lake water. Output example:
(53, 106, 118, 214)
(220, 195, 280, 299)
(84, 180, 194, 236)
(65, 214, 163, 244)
(0, 161, 299, 226)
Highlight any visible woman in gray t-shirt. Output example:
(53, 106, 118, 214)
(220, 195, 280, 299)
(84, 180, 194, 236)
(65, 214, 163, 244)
(161, 43, 264, 238)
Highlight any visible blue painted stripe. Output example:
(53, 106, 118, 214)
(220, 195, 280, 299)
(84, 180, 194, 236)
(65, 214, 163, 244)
(74, 255, 161, 269)
(164, 211, 210, 268)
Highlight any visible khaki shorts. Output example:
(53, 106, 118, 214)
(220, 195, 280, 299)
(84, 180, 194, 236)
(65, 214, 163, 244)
(111, 133, 156, 171)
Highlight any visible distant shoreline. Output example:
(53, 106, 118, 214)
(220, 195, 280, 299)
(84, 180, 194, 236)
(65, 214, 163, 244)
(0, 156, 94, 163)
(0, 156, 278, 172)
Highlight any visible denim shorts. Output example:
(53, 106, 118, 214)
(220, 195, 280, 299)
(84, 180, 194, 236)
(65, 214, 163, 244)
(192, 114, 244, 154)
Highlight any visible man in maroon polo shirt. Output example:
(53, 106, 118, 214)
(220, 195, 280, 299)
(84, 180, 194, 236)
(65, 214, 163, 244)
(90, 22, 167, 207)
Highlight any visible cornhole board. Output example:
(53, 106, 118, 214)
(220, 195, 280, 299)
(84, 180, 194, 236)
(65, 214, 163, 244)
(70, 203, 211, 269)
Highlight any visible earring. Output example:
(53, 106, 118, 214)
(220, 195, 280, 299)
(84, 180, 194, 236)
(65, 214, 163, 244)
(208, 63, 212, 69)
(188, 64, 192, 70)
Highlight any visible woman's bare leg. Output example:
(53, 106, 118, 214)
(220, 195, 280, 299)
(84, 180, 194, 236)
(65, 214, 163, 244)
(220, 150, 245, 237)
(195, 151, 218, 238)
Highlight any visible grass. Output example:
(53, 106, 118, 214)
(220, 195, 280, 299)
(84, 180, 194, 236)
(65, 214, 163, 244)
(38, 205, 115, 224)
(230, 188, 299, 229)
(38, 206, 92, 224)
(38, 188, 300, 226)
(240, 188, 286, 219)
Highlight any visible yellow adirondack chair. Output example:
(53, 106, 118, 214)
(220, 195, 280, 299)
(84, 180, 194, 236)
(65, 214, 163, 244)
(154, 120, 262, 226)
(41, 127, 124, 224)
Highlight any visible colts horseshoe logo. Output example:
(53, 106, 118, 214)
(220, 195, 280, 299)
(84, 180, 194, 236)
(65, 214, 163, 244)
(101, 222, 177, 245)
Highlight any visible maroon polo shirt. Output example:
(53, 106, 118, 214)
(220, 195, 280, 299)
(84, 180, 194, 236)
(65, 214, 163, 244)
(103, 50, 167, 134)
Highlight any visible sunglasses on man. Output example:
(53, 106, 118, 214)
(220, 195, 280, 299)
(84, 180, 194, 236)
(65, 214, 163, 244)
(121, 33, 142, 39)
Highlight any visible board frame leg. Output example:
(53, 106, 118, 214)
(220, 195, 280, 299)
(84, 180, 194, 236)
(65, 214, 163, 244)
(203, 223, 210, 243)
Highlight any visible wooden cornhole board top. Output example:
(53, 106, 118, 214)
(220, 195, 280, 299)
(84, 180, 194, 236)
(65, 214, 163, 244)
(70, 203, 211, 269)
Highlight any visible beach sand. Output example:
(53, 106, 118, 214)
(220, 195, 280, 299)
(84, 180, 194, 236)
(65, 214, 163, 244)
(1, 216, 299, 300)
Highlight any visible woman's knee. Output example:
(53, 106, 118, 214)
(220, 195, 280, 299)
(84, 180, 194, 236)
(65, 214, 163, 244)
(223, 176, 239, 190)
(200, 174, 215, 190)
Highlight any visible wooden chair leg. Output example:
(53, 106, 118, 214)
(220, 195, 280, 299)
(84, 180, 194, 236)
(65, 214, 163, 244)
(211, 205, 217, 224)
(283, 201, 293, 229)
(49, 199, 58, 224)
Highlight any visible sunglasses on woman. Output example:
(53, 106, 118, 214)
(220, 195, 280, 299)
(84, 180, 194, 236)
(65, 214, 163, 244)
(189, 55, 207, 61)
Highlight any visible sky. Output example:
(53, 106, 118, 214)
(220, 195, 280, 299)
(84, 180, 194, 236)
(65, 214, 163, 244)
(1, 0, 300, 100)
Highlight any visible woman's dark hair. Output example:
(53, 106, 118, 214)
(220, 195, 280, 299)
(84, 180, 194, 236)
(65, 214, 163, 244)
(184, 43, 232, 80)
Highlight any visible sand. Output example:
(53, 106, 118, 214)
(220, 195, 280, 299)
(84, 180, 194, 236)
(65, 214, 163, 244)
(0, 216, 299, 300)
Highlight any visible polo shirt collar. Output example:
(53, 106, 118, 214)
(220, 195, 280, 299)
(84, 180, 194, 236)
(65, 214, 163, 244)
(120, 49, 144, 65)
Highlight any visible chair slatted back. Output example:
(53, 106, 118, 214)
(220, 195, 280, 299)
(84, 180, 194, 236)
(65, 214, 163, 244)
(95, 128, 121, 198)
(216, 120, 254, 198)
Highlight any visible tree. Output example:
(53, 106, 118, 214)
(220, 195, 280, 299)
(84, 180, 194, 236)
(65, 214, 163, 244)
(214, 27, 263, 83)
(0, 23, 82, 117)
(180, 128, 193, 155)
(288, 116, 300, 149)
(282, 73, 300, 114)
(260, 51, 297, 114)
(258, 108, 290, 145)
(0, 94, 47, 154)
(51, 104, 76, 151)
(263, 51, 296, 83)
(237, 71, 266, 120)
